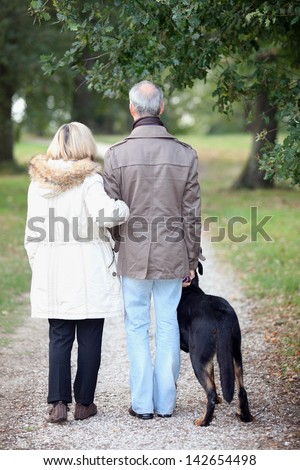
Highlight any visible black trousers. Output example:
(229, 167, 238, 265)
(48, 318, 104, 405)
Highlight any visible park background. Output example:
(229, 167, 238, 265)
(0, 1, 299, 389)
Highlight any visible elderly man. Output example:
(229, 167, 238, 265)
(104, 80, 203, 420)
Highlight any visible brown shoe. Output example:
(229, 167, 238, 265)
(47, 401, 68, 423)
(74, 403, 97, 420)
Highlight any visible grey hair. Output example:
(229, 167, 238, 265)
(129, 80, 163, 117)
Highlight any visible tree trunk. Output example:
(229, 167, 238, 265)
(233, 90, 277, 189)
(0, 81, 14, 164)
(72, 47, 98, 131)
(72, 76, 94, 130)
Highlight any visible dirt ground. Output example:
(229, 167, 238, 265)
(0, 235, 299, 456)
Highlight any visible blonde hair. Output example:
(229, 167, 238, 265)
(47, 122, 97, 161)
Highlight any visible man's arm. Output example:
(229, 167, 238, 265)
(182, 151, 204, 270)
(103, 149, 123, 248)
(103, 149, 121, 199)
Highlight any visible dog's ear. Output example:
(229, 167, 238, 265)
(197, 261, 203, 276)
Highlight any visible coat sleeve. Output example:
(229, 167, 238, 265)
(102, 149, 124, 247)
(24, 183, 41, 269)
(103, 148, 122, 200)
(84, 174, 129, 229)
(182, 152, 205, 270)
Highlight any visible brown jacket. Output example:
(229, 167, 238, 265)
(103, 125, 204, 279)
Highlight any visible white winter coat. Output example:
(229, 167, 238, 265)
(24, 155, 129, 319)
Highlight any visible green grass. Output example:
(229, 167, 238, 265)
(201, 188, 300, 302)
(0, 175, 31, 342)
(1, 132, 299, 378)
(97, 131, 253, 152)
(14, 135, 49, 166)
(96, 134, 127, 145)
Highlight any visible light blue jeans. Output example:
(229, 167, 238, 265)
(122, 277, 182, 415)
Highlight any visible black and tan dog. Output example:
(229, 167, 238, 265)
(177, 262, 254, 427)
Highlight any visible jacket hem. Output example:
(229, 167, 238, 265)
(31, 311, 123, 319)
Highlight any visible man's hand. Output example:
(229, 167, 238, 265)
(182, 270, 195, 287)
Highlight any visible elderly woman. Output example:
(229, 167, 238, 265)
(25, 122, 129, 423)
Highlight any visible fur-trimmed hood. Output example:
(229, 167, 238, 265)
(28, 154, 102, 197)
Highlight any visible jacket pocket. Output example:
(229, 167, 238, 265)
(102, 242, 121, 294)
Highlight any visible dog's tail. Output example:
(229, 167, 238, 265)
(216, 320, 236, 403)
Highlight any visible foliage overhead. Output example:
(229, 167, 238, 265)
(29, 0, 300, 185)
(0, 0, 73, 143)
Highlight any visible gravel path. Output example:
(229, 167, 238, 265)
(0, 233, 299, 456)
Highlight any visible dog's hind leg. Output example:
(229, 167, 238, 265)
(234, 359, 254, 423)
(191, 358, 218, 427)
(211, 363, 222, 404)
(231, 317, 254, 423)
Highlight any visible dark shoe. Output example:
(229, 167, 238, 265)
(47, 401, 68, 423)
(74, 403, 97, 420)
(128, 406, 153, 420)
(157, 413, 172, 418)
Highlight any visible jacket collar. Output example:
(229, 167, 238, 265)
(29, 154, 102, 194)
(127, 125, 177, 140)
(132, 116, 165, 129)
